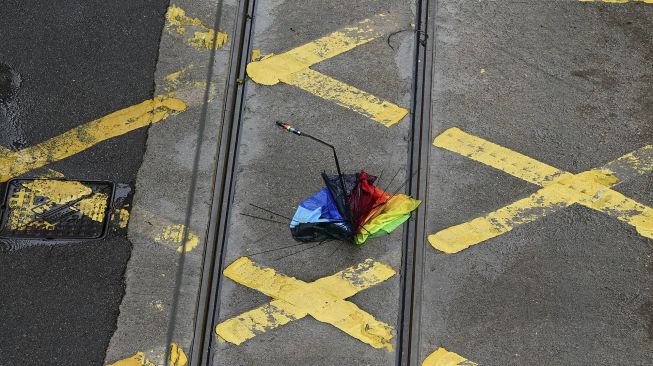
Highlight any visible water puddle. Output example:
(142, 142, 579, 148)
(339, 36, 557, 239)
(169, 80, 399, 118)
(0, 62, 27, 150)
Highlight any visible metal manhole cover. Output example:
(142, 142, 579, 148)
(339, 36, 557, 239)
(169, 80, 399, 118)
(0, 179, 114, 239)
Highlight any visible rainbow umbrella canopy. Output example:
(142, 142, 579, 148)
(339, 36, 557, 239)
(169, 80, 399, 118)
(277, 122, 421, 245)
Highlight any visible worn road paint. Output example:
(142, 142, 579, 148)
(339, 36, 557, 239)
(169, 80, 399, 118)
(216, 257, 396, 350)
(0, 135, 200, 251)
(164, 64, 194, 92)
(250, 49, 263, 61)
(154, 223, 199, 253)
(131, 208, 201, 253)
(422, 348, 478, 366)
(108, 343, 187, 366)
(0, 160, 110, 231)
(246, 14, 408, 126)
(0, 151, 199, 253)
(0, 96, 186, 183)
(166, 4, 228, 50)
(114, 208, 131, 229)
(430, 128, 653, 253)
(168, 343, 188, 366)
(108, 352, 157, 366)
(164, 67, 217, 106)
(5, 179, 109, 231)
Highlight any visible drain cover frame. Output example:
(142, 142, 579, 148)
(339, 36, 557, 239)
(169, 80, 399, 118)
(0, 178, 115, 240)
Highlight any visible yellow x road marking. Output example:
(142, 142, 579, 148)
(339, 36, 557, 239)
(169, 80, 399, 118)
(215, 257, 396, 350)
(0, 96, 186, 183)
(246, 14, 409, 126)
(430, 128, 653, 253)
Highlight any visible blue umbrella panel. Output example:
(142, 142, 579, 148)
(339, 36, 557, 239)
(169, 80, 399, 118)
(289, 187, 352, 242)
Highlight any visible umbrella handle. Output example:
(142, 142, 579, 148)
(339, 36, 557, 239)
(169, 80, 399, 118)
(276, 121, 302, 136)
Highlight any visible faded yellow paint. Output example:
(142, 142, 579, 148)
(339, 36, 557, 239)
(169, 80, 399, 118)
(166, 4, 228, 50)
(108, 343, 187, 366)
(23, 179, 92, 201)
(430, 128, 653, 253)
(154, 224, 200, 253)
(251, 49, 262, 61)
(246, 14, 408, 126)
(0, 158, 113, 230)
(41, 169, 66, 179)
(129, 208, 202, 253)
(152, 299, 165, 311)
(169, 343, 188, 366)
(6, 180, 109, 231)
(108, 352, 157, 366)
(422, 348, 477, 366)
(114, 208, 131, 229)
(216, 257, 396, 350)
(164, 64, 194, 91)
(0, 134, 202, 247)
(164, 66, 216, 105)
(0, 96, 187, 183)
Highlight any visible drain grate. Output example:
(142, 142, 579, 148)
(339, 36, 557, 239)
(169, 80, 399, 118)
(0, 179, 114, 239)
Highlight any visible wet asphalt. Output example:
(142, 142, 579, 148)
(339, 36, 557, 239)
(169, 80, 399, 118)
(0, 1, 169, 364)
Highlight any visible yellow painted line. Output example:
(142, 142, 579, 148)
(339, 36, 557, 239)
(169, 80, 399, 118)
(286, 68, 408, 127)
(246, 14, 408, 126)
(0, 96, 186, 183)
(422, 348, 478, 366)
(433, 128, 568, 186)
(430, 128, 653, 253)
(166, 4, 228, 50)
(216, 257, 396, 350)
(108, 343, 187, 366)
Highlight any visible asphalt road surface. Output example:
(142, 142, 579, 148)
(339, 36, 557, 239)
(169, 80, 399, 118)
(0, 1, 169, 364)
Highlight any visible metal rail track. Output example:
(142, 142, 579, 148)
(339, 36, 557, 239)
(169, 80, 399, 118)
(189, 0, 255, 364)
(398, 0, 436, 364)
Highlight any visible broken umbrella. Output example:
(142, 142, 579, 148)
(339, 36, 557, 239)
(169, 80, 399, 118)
(269, 121, 421, 246)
